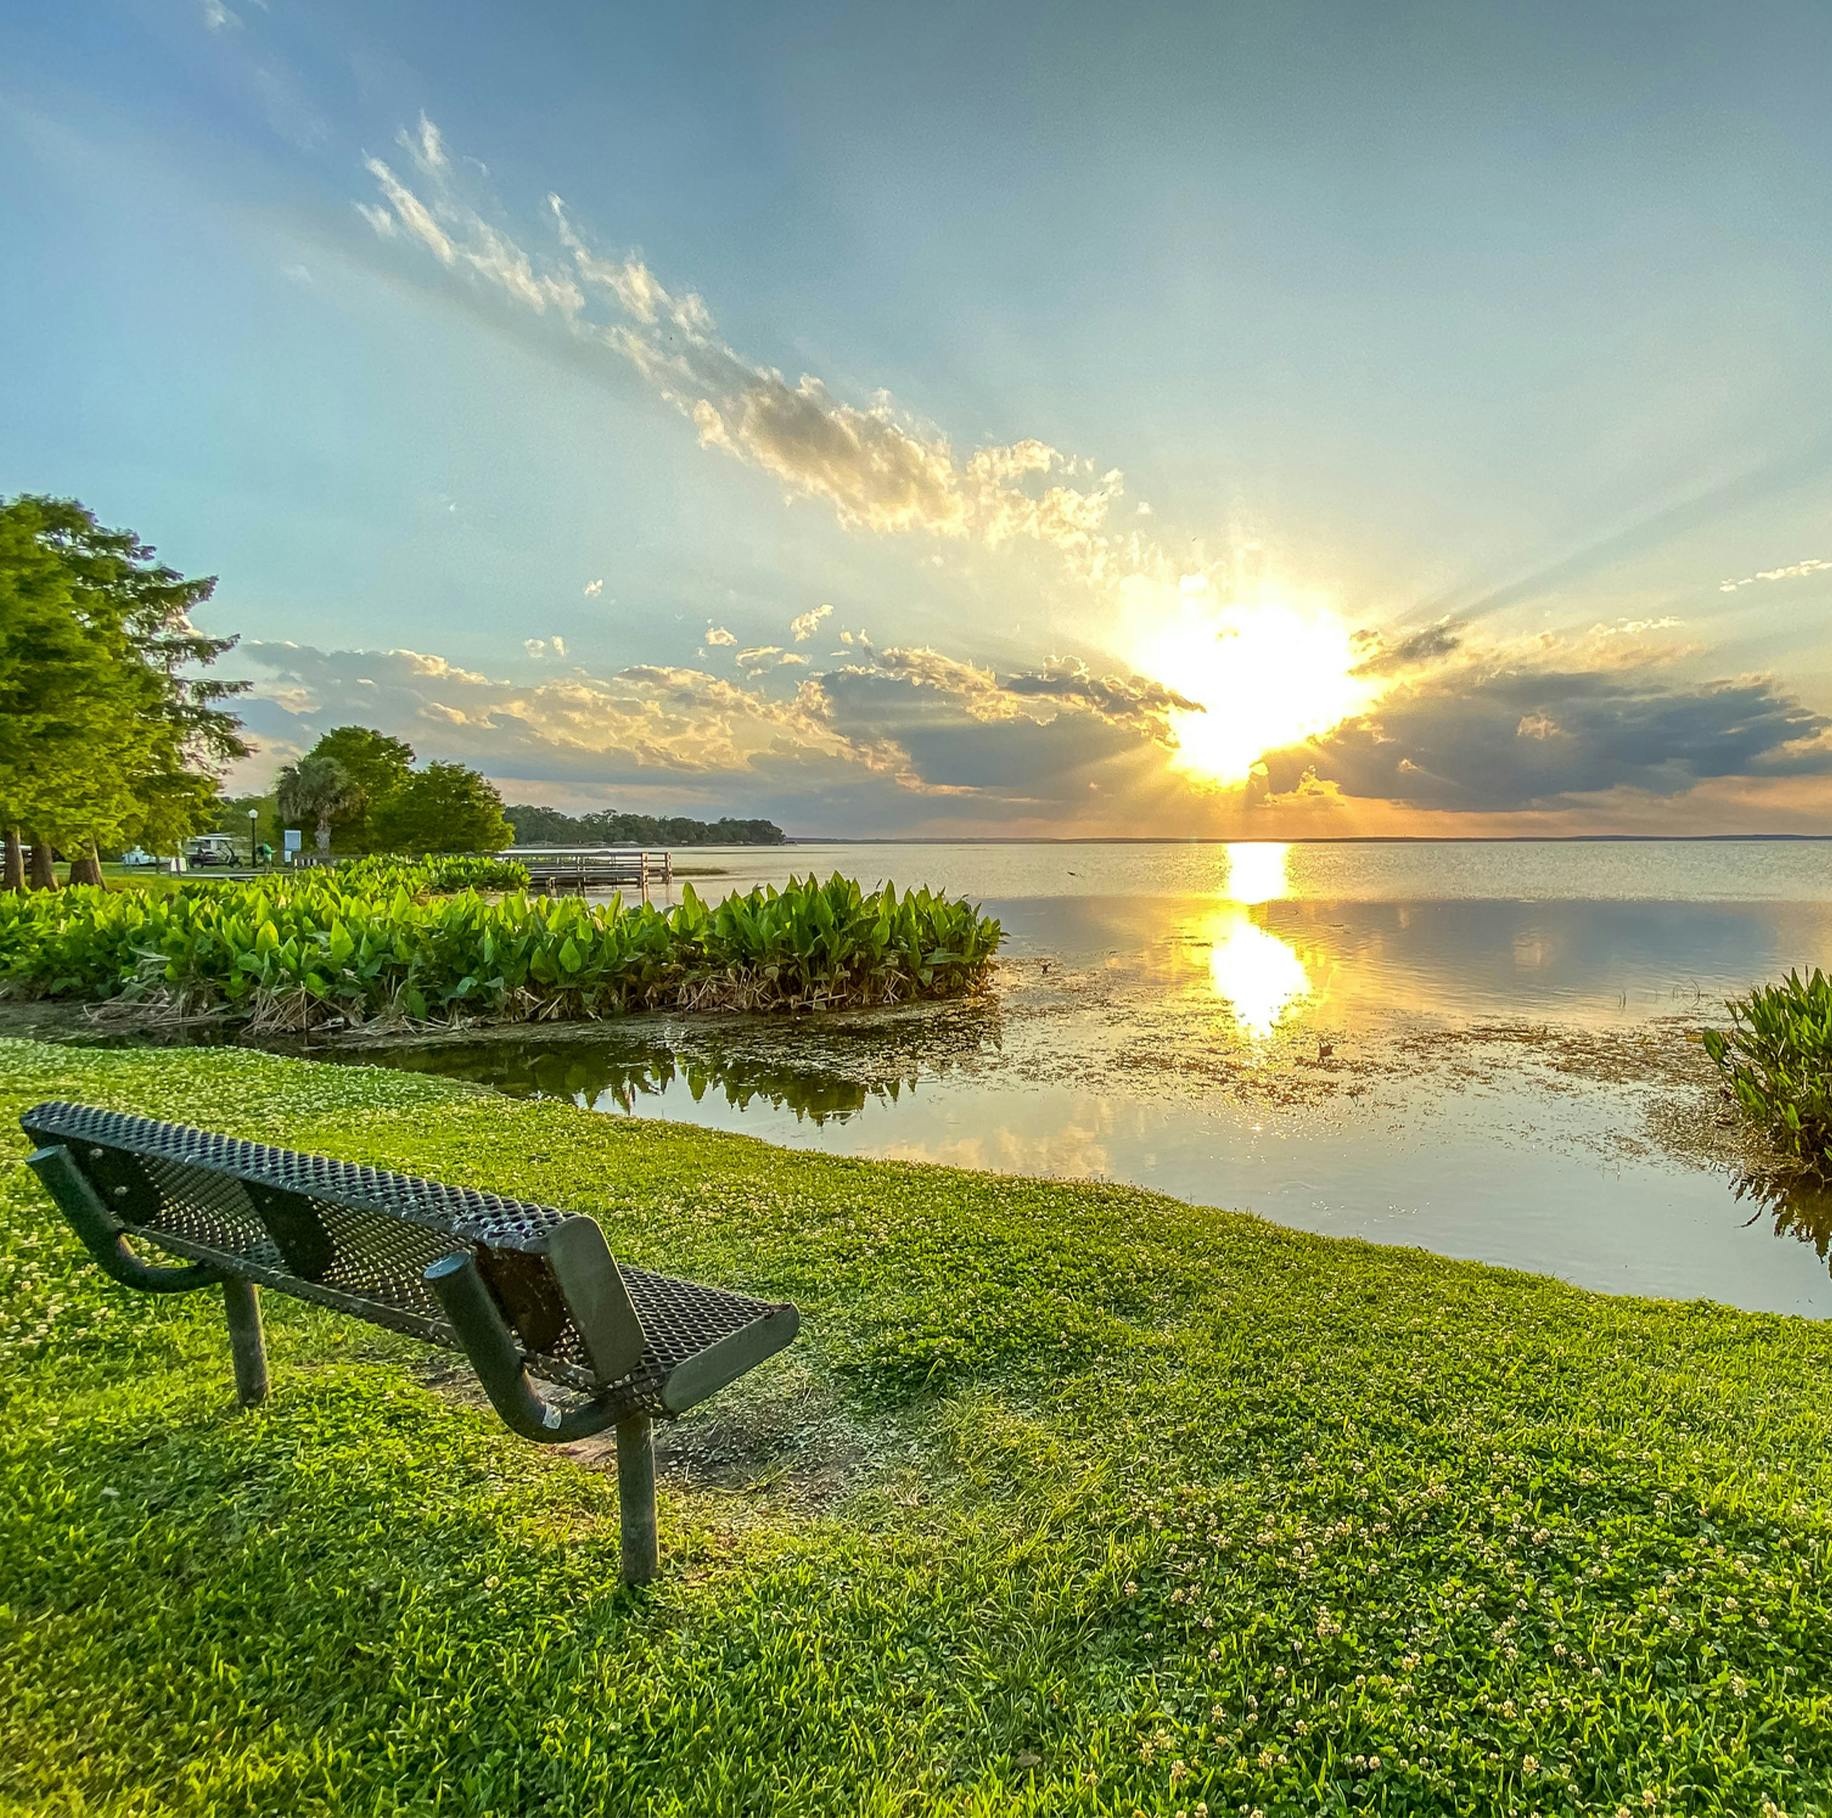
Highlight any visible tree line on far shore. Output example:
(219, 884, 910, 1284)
(503, 804, 786, 848)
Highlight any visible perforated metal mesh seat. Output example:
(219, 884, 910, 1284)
(19, 1100, 797, 1417)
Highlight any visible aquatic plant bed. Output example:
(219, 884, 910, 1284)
(0, 869, 1000, 1030)
(3, 1040, 1830, 1815)
(1706, 967, 1832, 1184)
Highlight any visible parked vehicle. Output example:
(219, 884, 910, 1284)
(118, 847, 159, 868)
(183, 834, 241, 867)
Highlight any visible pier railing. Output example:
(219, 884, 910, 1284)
(507, 849, 673, 897)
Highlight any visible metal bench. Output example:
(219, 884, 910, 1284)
(19, 1101, 800, 1583)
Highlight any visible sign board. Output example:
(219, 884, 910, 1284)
(283, 829, 303, 855)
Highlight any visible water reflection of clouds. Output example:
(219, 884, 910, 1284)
(878, 1103, 1116, 1181)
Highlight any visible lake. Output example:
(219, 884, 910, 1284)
(378, 840, 1832, 1317)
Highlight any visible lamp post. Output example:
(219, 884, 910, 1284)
(248, 807, 259, 869)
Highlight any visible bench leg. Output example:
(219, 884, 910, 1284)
(616, 1415, 658, 1585)
(223, 1278, 269, 1407)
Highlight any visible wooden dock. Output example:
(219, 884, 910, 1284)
(510, 848, 673, 897)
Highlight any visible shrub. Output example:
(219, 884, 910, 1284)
(1703, 968, 1832, 1180)
(330, 854, 530, 893)
(0, 871, 1001, 1030)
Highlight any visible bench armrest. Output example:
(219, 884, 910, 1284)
(425, 1249, 629, 1443)
(27, 1146, 223, 1295)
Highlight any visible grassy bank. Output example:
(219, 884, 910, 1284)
(3, 1038, 1831, 1816)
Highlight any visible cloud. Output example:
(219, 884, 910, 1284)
(1351, 622, 1463, 677)
(401, 113, 447, 177)
(1719, 557, 1832, 593)
(353, 122, 1192, 597)
(361, 157, 454, 264)
(789, 602, 832, 642)
(703, 624, 736, 646)
(239, 641, 902, 796)
(582, 578, 604, 598)
(201, 0, 239, 29)
(231, 629, 1207, 825)
(844, 646, 1196, 746)
(734, 645, 790, 675)
(360, 148, 581, 313)
(819, 668, 1156, 799)
(1589, 616, 1681, 637)
(1258, 649, 1832, 812)
(999, 657, 1200, 739)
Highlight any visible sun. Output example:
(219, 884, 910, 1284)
(1137, 594, 1377, 787)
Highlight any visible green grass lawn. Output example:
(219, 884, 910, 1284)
(94, 863, 194, 894)
(2, 1036, 1830, 1817)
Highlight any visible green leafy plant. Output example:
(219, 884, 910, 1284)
(1702, 968, 1832, 1180)
(0, 869, 1002, 1030)
(329, 853, 530, 894)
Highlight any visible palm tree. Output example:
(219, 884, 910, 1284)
(276, 755, 358, 858)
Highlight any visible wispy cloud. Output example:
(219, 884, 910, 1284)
(734, 645, 791, 675)
(1719, 557, 1832, 593)
(361, 157, 453, 263)
(582, 578, 604, 598)
(354, 121, 1175, 596)
(401, 113, 447, 177)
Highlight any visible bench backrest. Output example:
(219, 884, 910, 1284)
(20, 1100, 641, 1391)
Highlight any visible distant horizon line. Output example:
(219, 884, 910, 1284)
(775, 832, 1832, 846)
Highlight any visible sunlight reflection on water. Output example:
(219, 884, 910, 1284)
(1207, 843, 1308, 1037)
(1205, 910, 1310, 1038)
(1220, 839, 1291, 907)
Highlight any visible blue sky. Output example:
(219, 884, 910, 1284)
(5, 0, 1831, 834)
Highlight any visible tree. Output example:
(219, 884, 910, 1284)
(0, 495, 249, 889)
(0, 501, 160, 888)
(211, 790, 282, 860)
(276, 755, 360, 857)
(298, 726, 415, 852)
(373, 763, 513, 854)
